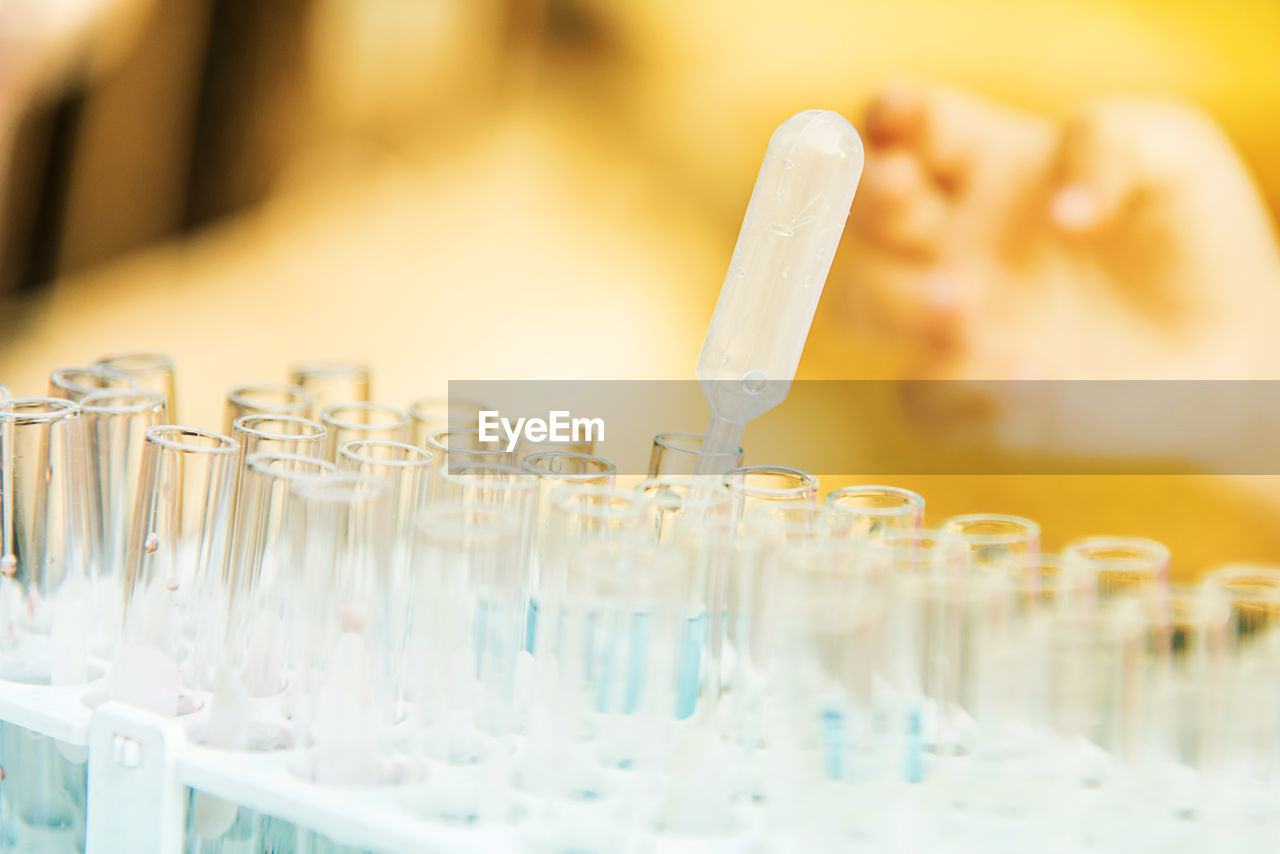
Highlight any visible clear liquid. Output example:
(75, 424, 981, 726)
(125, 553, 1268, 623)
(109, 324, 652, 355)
(0, 722, 87, 854)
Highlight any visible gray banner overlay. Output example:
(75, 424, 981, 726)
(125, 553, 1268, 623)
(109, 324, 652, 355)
(448, 380, 1280, 475)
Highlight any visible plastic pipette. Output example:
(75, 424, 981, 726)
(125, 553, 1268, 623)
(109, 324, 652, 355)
(694, 110, 864, 475)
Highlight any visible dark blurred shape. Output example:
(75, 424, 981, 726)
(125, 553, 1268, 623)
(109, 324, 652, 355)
(184, 0, 310, 228)
(1, 0, 310, 298)
(1, 87, 85, 295)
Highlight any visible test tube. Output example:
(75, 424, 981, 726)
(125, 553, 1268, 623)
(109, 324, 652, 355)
(635, 477, 733, 546)
(636, 479, 736, 721)
(521, 452, 616, 653)
(289, 363, 371, 414)
(320, 403, 410, 461)
(867, 530, 991, 776)
(285, 472, 395, 786)
(409, 503, 524, 735)
(0, 398, 94, 854)
(79, 390, 168, 655)
(409, 397, 487, 448)
(765, 538, 891, 848)
(434, 465, 535, 594)
(0, 398, 92, 684)
(535, 537, 689, 789)
(1039, 598, 1154, 847)
(94, 353, 177, 421)
(539, 487, 654, 606)
(722, 465, 819, 519)
(47, 366, 134, 402)
(228, 415, 328, 587)
(1062, 536, 1170, 601)
(825, 484, 924, 543)
(121, 426, 238, 708)
(337, 440, 434, 541)
(1199, 565, 1280, 810)
(747, 501, 845, 545)
(648, 431, 743, 479)
(1146, 587, 1230, 824)
(408, 502, 522, 822)
(223, 384, 314, 435)
(425, 427, 513, 476)
(336, 440, 433, 714)
(232, 414, 327, 462)
(229, 452, 336, 604)
(936, 513, 1040, 576)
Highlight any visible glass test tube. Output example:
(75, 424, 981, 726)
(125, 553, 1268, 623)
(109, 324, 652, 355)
(0, 398, 92, 684)
(337, 440, 434, 541)
(869, 529, 1010, 777)
(723, 465, 819, 520)
(520, 452, 616, 654)
(223, 384, 314, 435)
(425, 427, 513, 478)
(825, 484, 924, 544)
(648, 431, 743, 479)
(533, 536, 688, 797)
(1146, 587, 1230, 823)
(409, 503, 523, 739)
(232, 414, 327, 462)
(0, 404, 92, 854)
(79, 390, 168, 655)
(637, 479, 735, 721)
(219, 451, 338, 774)
(121, 426, 238, 707)
(285, 472, 394, 785)
(337, 438, 434, 712)
(1199, 566, 1280, 807)
(320, 403, 409, 461)
(409, 397, 487, 449)
(936, 513, 1040, 576)
(94, 353, 177, 421)
(289, 363, 371, 414)
(765, 538, 891, 848)
(1062, 536, 1171, 601)
(48, 366, 134, 402)
(408, 502, 523, 824)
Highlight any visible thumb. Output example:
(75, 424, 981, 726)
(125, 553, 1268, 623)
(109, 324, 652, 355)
(1046, 97, 1225, 236)
(1047, 110, 1144, 235)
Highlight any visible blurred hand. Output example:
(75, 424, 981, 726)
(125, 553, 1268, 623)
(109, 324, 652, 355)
(836, 84, 1280, 382)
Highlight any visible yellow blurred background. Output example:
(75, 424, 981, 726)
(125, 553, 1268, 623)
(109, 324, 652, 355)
(1, 0, 1278, 575)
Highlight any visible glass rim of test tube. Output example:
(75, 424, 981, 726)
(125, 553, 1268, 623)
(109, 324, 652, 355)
(937, 513, 1042, 547)
(245, 450, 337, 478)
(410, 396, 487, 420)
(424, 427, 511, 461)
(145, 424, 238, 454)
(233, 412, 327, 442)
(520, 450, 617, 479)
(227, 383, 314, 414)
(0, 396, 81, 422)
(549, 483, 655, 521)
(79, 388, 167, 415)
(826, 484, 924, 518)
(652, 430, 745, 457)
(722, 464, 819, 499)
(1061, 535, 1171, 573)
(94, 352, 174, 374)
(321, 402, 410, 430)
(49, 365, 135, 397)
(290, 361, 369, 379)
(337, 438, 434, 468)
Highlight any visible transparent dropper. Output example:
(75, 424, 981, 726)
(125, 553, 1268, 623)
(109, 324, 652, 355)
(694, 110, 864, 475)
